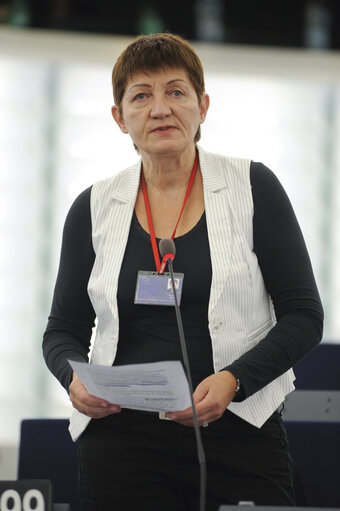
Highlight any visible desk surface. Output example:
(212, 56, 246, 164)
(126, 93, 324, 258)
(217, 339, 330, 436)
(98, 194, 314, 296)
(219, 507, 340, 511)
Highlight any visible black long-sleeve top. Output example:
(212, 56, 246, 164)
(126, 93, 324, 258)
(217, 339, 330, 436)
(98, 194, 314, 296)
(43, 162, 324, 401)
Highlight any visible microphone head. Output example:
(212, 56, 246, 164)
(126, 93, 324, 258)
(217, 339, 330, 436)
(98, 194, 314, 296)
(159, 238, 176, 258)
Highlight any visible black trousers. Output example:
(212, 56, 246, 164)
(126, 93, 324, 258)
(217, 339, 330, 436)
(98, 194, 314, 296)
(78, 409, 295, 511)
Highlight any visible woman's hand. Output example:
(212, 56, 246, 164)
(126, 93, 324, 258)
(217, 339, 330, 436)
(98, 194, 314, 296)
(165, 370, 238, 427)
(69, 371, 121, 418)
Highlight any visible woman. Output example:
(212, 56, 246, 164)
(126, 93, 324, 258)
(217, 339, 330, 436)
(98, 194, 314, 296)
(43, 33, 323, 511)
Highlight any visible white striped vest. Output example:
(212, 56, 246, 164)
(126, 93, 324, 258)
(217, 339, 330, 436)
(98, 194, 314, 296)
(69, 145, 295, 441)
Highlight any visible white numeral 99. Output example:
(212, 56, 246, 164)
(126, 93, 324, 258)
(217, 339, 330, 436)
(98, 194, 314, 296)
(0, 489, 44, 511)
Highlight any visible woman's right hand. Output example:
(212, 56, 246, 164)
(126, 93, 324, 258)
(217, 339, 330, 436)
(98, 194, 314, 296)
(69, 371, 121, 418)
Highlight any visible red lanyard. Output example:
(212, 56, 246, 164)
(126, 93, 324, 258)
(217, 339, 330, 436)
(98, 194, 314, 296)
(141, 152, 199, 273)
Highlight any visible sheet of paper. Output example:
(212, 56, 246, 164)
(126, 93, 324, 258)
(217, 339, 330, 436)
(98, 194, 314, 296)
(69, 360, 192, 412)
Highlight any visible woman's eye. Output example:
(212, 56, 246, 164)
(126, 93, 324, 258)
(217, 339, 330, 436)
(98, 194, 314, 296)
(134, 93, 146, 101)
(171, 90, 183, 97)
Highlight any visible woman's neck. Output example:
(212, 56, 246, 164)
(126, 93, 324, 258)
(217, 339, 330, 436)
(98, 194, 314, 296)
(140, 146, 197, 192)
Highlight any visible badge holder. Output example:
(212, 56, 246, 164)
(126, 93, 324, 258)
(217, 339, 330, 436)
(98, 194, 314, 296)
(134, 270, 184, 306)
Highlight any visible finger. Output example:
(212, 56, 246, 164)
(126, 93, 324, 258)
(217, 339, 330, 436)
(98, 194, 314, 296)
(77, 404, 122, 419)
(80, 393, 113, 408)
(166, 395, 223, 426)
(70, 389, 122, 414)
(87, 408, 122, 419)
(70, 381, 114, 409)
(169, 415, 211, 428)
(166, 405, 211, 425)
(69, 373, 120, 417)
(193, 380, 209, 404)
(165, 407, 193, 421)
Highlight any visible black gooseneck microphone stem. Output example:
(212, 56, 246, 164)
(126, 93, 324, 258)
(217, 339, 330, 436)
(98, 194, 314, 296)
(168, 258, 206, 511)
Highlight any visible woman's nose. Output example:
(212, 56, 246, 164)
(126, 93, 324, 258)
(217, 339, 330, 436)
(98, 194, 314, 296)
(150, 95, 171, 118)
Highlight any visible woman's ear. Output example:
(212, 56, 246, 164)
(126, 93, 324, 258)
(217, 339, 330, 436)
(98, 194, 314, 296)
(111, 105, 128, 134)
(199, 93, 210, 124)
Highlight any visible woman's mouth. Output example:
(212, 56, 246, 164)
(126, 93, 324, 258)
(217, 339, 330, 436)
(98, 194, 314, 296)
(152, 125, 176, 134)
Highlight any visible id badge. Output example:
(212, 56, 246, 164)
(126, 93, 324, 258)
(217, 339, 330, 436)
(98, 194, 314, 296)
(134, 270, 184, 306)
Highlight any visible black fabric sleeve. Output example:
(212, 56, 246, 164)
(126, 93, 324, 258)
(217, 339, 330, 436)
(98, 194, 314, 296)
(224, 162, 324, 401)
(42, 187, 96, 392)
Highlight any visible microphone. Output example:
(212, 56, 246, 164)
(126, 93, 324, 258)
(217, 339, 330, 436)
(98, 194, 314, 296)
(159, 238, 176, 274)
(159, 238, 206, 511)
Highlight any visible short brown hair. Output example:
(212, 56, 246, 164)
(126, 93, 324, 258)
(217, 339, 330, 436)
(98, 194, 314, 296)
(111, 33, 205, 142)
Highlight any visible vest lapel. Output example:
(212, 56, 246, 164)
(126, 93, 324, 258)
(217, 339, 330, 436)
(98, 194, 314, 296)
(105, 162, 142, 320)
(198, 147, 233, 315)
(90, 161, 141, 328)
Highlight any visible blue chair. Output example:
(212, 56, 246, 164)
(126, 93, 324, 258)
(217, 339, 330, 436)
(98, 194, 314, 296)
(293, 343, 340, 390)
(284, 420, 340, 507)
(283, 343, 340, 422)
(283, 344, 340, 506)
(18, 419, 81, 511)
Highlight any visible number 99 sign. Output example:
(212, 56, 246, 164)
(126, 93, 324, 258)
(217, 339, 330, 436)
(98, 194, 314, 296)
(0, 481, 52, 511)
(0, 489, 44, 510)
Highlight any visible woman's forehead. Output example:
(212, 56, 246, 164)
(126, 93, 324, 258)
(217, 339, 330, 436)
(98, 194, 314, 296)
(126, 67, 191, 88)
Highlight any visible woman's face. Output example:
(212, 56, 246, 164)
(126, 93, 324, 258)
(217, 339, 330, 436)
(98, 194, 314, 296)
(111, 67, 209, 159)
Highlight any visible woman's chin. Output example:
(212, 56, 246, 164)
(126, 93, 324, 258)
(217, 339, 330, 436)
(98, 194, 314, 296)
(141, 139, 193, 157)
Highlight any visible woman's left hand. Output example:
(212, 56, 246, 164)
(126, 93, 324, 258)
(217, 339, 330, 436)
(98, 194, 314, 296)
(165, 370, 238, 427)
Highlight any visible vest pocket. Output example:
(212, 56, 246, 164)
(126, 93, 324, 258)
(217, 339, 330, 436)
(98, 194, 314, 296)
(247, 319, 274, 345)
